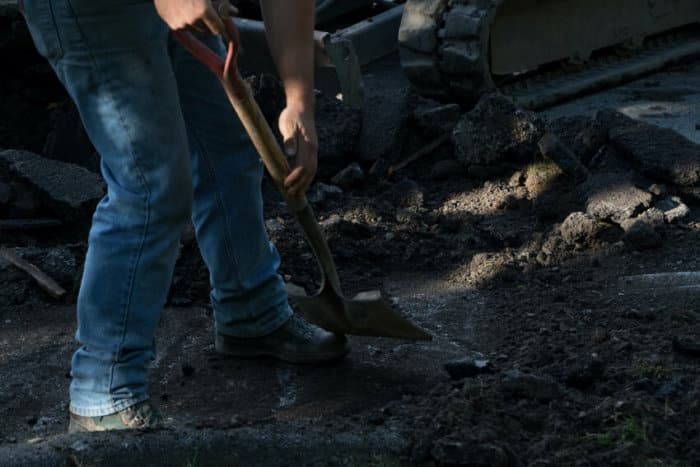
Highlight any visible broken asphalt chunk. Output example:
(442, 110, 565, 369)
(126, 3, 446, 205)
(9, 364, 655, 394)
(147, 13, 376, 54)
(598, 109, 700, 186)
(453, 93, 544, 168)
(581, 172, 653, 224)
(0, 149, 104, 222)
(444, 358, 494, 381)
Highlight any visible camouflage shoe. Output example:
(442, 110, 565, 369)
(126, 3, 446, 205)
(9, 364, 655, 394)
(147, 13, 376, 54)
(68, 400, 163, 433)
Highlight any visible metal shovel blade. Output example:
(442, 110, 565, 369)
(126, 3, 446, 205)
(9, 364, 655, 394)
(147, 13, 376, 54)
(291, 286, 432, 340)
(290, 205, 433, 341)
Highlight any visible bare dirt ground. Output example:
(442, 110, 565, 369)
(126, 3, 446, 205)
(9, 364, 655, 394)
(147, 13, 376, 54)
(2, 7, 700, 466)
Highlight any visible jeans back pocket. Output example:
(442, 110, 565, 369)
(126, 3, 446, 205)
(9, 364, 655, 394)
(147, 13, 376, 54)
(22, 0, 64, 63)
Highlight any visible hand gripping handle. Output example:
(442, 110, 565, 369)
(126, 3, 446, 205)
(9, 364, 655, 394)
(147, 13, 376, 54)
(173, 18, 308, 212)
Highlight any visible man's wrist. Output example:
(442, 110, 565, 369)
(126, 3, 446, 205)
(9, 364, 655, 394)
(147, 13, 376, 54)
(285, 91, 315, 113)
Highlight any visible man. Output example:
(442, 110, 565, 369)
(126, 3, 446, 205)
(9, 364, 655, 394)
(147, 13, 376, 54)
(20, 0, 349, 432)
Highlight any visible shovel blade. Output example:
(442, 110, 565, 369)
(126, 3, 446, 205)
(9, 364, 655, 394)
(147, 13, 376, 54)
(291, 286, 432, 341)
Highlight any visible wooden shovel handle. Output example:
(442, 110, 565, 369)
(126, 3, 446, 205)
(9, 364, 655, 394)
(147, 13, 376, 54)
(174, 20, 308, 213)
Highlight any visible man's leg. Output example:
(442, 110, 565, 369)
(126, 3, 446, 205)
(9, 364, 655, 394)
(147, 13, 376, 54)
(169, 34, 291, 338)
(169, 35, 349, 362)
(23, 0, 192, 417)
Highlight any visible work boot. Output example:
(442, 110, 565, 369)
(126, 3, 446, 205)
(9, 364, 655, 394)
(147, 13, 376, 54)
(215, 314, 350, 364)
(68, 400, 163, 433)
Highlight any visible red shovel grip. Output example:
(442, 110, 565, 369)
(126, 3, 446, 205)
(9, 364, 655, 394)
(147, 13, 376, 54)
(172, 16, 240, 80)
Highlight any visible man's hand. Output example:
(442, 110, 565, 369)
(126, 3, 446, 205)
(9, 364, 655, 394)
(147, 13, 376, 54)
(260, 0, 317, 198)
(154, 0, 236, 37)
(280, 101, 318, 198)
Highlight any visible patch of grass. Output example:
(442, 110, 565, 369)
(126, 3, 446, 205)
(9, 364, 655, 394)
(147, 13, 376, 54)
(621, 417, 648, 444)
(582, 431, 615, 448)
(633, 361, 665, 380)
(582, 416, 650, 449)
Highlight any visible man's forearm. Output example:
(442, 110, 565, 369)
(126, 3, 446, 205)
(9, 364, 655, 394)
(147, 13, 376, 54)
(260, 0, 315, 109)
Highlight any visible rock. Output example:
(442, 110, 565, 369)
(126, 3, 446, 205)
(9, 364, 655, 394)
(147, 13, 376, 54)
(0, 149, 105, 222)
(635, 207, 666, 230)
(431, 437, 509, 467)
(430, 158, 462, 180)
(264, 218, 285, 234)
(524, 161, 563, 198)
(538, 133, 590, 183)
(558, 212, 608, 245)
(508, 171, 524, 187)
(655, 196, 690, 223)
(377, 179, 425, 210)
(672, 335, 700, 357)
(452, 93, 545, 168)
(331, 163, 365, 190)
(358, 86, 412, 163)
(502, 369, 562, 401)
(319, 214, 372, 240)
(598, 109, 700, 186)
(547, 115, 607, 163)
(31, 416, 55, 431)
(564, 356, 605, 389)
(444, 357, 494, 380)
(620, 218, 662, 250)
(411, 99, 461, 136)
(581, 172, 653, 224)
(468, 252, 518, 284)
(308, 183, 343, 204)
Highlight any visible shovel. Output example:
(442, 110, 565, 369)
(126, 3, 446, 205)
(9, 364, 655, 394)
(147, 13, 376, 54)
(174, 18, 431, 340)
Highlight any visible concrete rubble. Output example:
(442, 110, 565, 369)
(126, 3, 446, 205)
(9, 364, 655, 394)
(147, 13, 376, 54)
(452, 93, 545, 169)
(0, 149, 104, 222)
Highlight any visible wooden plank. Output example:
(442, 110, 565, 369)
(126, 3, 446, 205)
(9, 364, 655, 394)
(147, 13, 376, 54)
(0, 247, 66, 299)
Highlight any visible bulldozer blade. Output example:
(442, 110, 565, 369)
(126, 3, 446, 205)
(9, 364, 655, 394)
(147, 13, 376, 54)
(291, 285, 433, 341)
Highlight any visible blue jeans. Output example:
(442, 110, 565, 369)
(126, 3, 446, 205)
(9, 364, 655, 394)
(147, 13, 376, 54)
(22, 0, 292, 416)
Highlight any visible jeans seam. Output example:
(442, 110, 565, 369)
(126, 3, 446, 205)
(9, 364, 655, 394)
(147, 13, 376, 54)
(65, 0, 153, 403)
(186, 122, 242, 284)
(47, 0, 64, 62)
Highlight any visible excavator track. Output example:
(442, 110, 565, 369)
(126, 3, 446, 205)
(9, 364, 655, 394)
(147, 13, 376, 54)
(399, 0, 700, 109)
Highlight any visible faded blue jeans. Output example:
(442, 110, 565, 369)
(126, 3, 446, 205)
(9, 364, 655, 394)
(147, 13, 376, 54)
(22, 0, 292, 416)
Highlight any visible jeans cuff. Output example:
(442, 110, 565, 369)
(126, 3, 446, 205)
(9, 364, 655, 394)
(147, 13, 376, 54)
(216, 301, 293, 338)
(69, 394, 150, 417)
